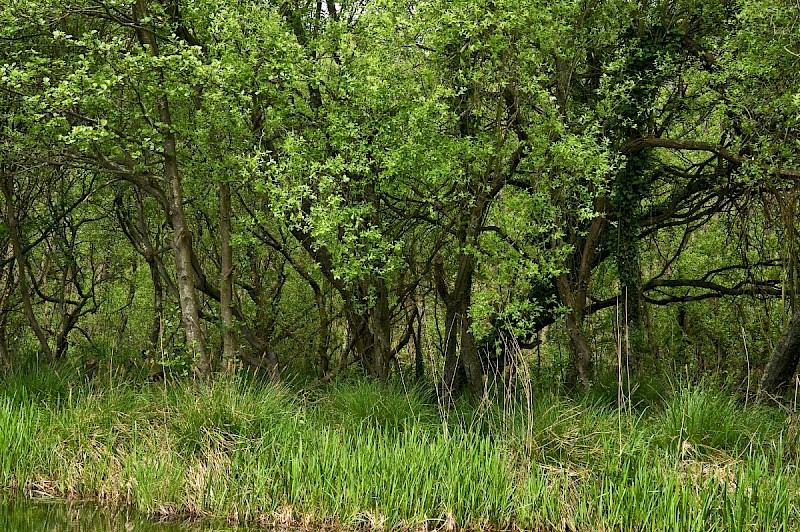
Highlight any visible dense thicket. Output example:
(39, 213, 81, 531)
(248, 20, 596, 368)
(1, 0, 799, 401)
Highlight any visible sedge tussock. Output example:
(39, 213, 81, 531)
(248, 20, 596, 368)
(0, 378, 797, 531)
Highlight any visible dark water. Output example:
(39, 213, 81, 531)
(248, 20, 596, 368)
(0, 496, 255, 531)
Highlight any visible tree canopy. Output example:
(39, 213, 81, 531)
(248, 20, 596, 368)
(1, 0, 799, 400)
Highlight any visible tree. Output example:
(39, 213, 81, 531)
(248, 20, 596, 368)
(1, 0, 798, 398)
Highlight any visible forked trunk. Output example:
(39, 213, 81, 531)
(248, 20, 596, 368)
(435, 253, 484, 403)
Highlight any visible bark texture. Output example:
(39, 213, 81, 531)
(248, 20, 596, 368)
(219, 182, 235, 362)
(435, 254, 484, 403)
(134, 0, 209, 376)
(1, 172, 54, 363)
(759, 309, 800, 400)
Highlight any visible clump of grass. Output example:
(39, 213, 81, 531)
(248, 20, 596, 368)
(655, 381, 780, 455)
(784, 412, 800, 460)
(0, 362, 72, 407)
(584, 370, 669, 411)
(495, 392, 632, 469)
(314, 379, 437, 432)
(166, 376, 298, 454)
(0, 371, 797, 531)
(222, 423, 513, 529)
(0, 395, 40, 488)
(515, 457, 788, 531)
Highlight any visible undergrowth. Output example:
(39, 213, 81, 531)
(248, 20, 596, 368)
(0, 367, 797, 530)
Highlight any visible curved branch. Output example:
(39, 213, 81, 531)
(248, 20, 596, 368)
(624, 137, 800, 179)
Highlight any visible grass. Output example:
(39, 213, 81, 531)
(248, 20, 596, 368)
(0, 367, 798, 530)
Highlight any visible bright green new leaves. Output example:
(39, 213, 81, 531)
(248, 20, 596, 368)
(3, 0, 799, 382)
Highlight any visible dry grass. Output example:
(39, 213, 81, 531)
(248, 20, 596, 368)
(0, 375, 797, 530)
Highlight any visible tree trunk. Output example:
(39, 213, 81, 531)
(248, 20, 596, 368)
(458, 297, 484, 396)
(134, 0, 209, 376)
(161, 96, 209, 376)
(147, 255, 164, 353)
(115, 256, 138, 351)
(55, 307, 83, 360)
(0, 257, 17, 371)
(349, 311, 385, 381)
(564, 312, 593, 388)
(435, 253, 484, 403)
(414, 297, 424, 381)
(219, 181, 235, 362)
(758, 309, 800, 400)
(440, 304, 463, 400)
(0, 314, 10, 372)
(314, 284, 331, 378)
(1, 173, 54, 363)
(370, 278, 392, 382)
(556, 272, 593, 389)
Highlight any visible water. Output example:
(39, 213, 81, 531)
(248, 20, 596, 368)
(0, 496, 255, 531)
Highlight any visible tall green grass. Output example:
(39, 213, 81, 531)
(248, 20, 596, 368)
(0, 396, 40, 488)
(655, 381, 782, 456)
(312, 379, 438, 432)
(0, 371, 797, 530)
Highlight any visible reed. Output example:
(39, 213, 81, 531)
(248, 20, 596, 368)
(0, 372, 797, 530)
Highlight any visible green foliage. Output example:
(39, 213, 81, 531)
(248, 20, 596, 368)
(166, 377, 298, 454)
(655, 381, 781, 456)
(1, 0, 799, 388)
(314, 379, 437, 432)
(1, 0, 800, 526)
(0, 396, 39, 487)
(0, 375, 797, 530)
